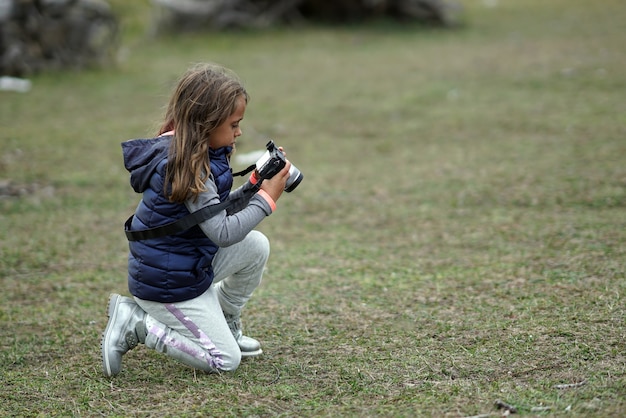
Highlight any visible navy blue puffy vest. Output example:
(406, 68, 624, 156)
(127, 147, 233, 303)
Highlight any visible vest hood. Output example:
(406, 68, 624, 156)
(121, 135, 232, 194)
(122, 136, 171, 193)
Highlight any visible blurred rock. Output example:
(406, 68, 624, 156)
(151, 0, 464, 34)
(0, 0, 119, 76)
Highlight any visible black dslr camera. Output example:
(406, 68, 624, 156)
(255, 140, 303, 192)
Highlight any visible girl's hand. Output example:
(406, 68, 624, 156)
(261, 159, 291, 202)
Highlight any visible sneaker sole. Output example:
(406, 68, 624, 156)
(241, 348, 263, 358)
(101, 294, 122, 377)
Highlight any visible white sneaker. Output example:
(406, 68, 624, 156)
(224, 314, 263, 357)
(101, 294, 146, 377)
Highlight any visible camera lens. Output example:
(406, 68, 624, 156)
(284, 165, 303, 193)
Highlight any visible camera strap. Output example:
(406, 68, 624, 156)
(124, 167, 259, 242)
(232, 164, 256, 177)
(125, 198, 235, 242)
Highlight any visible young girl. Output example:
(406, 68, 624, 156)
(101, 63, 292, 377)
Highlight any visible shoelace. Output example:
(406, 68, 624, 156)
(224, 314, 242, 337)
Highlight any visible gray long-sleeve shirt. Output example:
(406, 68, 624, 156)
(185, 176, 273, 247)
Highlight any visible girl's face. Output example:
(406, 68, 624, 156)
(209, 95, 246, 150)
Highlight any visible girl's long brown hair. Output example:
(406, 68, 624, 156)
(159, 63, 249, 203)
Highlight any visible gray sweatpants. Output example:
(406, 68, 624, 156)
(134, 230, 270, 372)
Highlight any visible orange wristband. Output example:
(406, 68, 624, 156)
(256, 189, 276, 212)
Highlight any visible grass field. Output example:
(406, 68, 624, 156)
(1, 0, 625, 416)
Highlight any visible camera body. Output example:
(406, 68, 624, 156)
(255, 140, 303, 192)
